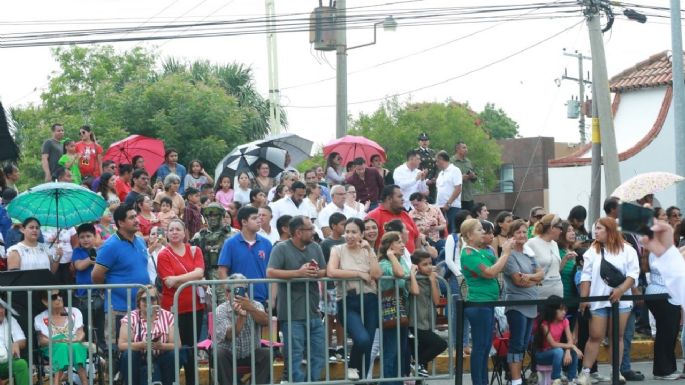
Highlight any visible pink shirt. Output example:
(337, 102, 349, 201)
(215, 189, 234, 210)
(541, 318, 569, 350)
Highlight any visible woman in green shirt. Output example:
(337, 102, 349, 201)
(460, 218, 511, 385)
(557, 220, 579, 326)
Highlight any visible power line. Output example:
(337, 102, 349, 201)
(286, 19, 584, 109)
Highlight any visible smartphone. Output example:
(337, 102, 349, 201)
(157, 228, 165, 238)
(308, 259, 319, 269)
(233, 287, 247, 297)
(151, 335, 161, 343)
(618, 202, 654, 237)
(88, 248, 97, 261)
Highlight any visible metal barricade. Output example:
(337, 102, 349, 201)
(172, 275, 455, 385)
(0, 283, 155, 385)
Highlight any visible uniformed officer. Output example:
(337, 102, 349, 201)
(415, 132, 438, 203)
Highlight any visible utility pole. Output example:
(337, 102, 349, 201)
(589, 83, 602, 226)
(671, 0, 685, 209)
(582, 0, 621, 195)
(265, 0, 281, 134)
(561, 50, 592, 143)
(336, 0, 348, 139)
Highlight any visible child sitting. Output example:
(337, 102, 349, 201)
(157, 197, 178, 229)
(534, 296, 583, 385)
(409, 250, 448, 377)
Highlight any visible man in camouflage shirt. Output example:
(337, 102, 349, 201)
(191, 202, 236, 303)
(452, 141, 477, 211)
(415, 132, 438, 203)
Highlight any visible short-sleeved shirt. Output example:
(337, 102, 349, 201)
(379, 257, 410, 293)
(119, 308, 174, 346)
(95, 233, 151, 312)
(366, 206, 420, 253)
(0, 316, 26, 349)
(75, 141, 103, 177)
(7, 242, 53, 271)
(503, 250, 539, 318)
(218, 233, 272, 303)
(321, 237, 345, 289)
(184, 174, 209, 192)
(345, 168, 385, 204)
(34, 307, 83, 339)
(115, 178, 131, 202)
(214, 300, 264, 359)
(436, 164, 462, 207)
(155, 164, 188, 195)
(268, 240, 326, 320)
(41, 138, 63, 176)
(460, 246, 499, 302)
(58, 154, 82, 185)
(409, 276, 435, 330)
(156, 244, 205, 314)
(72, 247, 95, 297)
(43, 227, 77, 264)
(541, 318, 569, 350)
(452, 157, 475, 202)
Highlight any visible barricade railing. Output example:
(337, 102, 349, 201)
(172, 275, 454, 385)
(453, 293, 670, 385)
(0, 283, 156, 385)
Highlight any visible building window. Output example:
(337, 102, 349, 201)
(500, 164, 514, 193)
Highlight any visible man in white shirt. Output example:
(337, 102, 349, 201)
(435, 150, 462, 233)
(269, 181, 308, 229)
(257, 206, 280, 244)
(393, 150, 428, 211)
(317, 185, 361, 238)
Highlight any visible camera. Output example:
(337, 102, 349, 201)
(233, 287, 247, 298)
(618, 202, 653, 237)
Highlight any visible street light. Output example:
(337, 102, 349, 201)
(347, 16, 396, 51)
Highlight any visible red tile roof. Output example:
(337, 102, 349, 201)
(609, 51, 683, 92)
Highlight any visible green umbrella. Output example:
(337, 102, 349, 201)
(7, 182, 108, 228)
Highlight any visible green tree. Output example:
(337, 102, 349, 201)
(12, 46, 283, 189)
(478, 102, 519, 139)
(350, 99, 502, 192)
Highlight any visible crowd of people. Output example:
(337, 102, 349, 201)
(0, 126, 684, 385)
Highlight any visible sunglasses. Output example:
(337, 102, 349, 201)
(534, 214, 545, 219)
(50, 293, 62, 301)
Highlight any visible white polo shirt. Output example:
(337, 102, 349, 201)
(436, 164, 462, 208)
(393, 163, 428, 210)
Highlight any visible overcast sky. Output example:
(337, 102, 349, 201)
(0, 0, 675, 151)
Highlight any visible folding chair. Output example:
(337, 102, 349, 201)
(490, 330, 510, 385)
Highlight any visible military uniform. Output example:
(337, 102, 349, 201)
(416, 132, 438, 203)
(190, 203, 236, 304)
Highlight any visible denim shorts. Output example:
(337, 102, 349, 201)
(591, 306, 631, 317)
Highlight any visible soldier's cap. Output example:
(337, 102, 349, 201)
(417, 132, 429, 141)
(202, 202, 226, 216)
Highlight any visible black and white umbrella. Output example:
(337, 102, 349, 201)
(214, 144, 287, 182)
(245, 133, 313, 167)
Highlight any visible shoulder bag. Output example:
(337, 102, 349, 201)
(599, 247, 626, 288)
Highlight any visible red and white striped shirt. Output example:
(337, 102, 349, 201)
(120, 308, 174, 345)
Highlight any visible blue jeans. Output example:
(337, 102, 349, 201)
(449, 276, 470, 348)
(445, 207, 460, 234)
(465, 306, 494, 385)
(620, 308, 636, 373)
(281, 318, 326, 382)
(380, 325, 408, 385)
(338, 293, 379, 374)
(536, 348, 578, 380)
(505, 310, 534, 363)
(119, 350, 175, 385)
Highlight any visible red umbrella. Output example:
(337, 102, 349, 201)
(103, 135, 165, 175)
(323, 135, 386, 167)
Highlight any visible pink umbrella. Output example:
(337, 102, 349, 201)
(323, 135, 386, 167)
(103, 135, 165, 175)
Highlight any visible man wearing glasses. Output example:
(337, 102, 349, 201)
(267, 216, 327, 383)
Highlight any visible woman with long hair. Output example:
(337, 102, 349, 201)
(325, 152, 345, 185)
(577, 218, 639, 385)
(567, 205, 590, 246)
(156, 220, 205, 385)
(155, 148, 187, 195)
(504, 219, 543, 385)
(557, 220, 580, 326)
(252, 160, 274, 193)
(524, 214, 564, 299)
(492, 211, 513, 257)
(460, 218, 510, 385)
(96, 172, 121, 211)
(75, 125, 103, 179)
(184, 159, 213, 192)
(132, 155, 145, 170)
(363, 219, 380, 253)
(327, 218, 381, 381)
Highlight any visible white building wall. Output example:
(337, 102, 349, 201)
(548, 87, 676, 219)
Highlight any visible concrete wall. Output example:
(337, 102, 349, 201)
(548, 87, 675, 219)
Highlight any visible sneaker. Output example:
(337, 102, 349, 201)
(590, 373, 610, 383)
(328, 348, 338, 362)
(622, 370, 645, 381)
(619, 375, 626, 384)
(416, 364, 429, 378)
(655, 373, 682, 381)
(577, 372, 591, 385)
(347, 368, 360, 381)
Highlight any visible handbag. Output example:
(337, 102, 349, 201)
(599, 247, 626, 288)
(381, 288, 409, 329)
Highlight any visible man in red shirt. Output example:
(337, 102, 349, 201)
(366, 184, 420, 253)
(114, 164, 133, 202)
(345, 157, 385, 211)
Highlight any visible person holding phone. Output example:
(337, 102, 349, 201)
(118, 285, 175, 385)
(215, 273, 270, 384)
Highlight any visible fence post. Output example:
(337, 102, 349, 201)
(611, 301, 620, 385)
(454, 295, 464, 385)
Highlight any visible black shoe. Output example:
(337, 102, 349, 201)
(621, 370, 645, 381)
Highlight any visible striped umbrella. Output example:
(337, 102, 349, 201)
(7, 182, 108, 229)
(214, 144, 287, 182)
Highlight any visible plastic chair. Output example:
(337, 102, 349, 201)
(535, 364, 553, 385)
